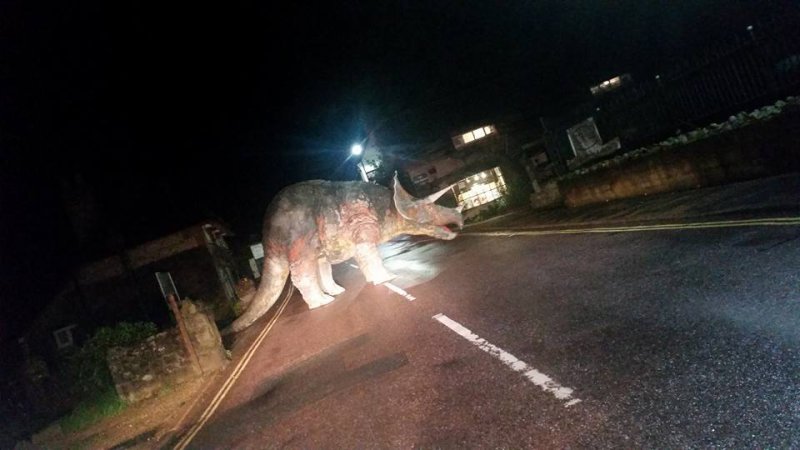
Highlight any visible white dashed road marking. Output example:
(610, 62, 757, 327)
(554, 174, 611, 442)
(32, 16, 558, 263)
(433, 313, 581, 407)
(349, 263, 416, 301)
(350, 263, 580, 406)
(382, 282, 416, 301)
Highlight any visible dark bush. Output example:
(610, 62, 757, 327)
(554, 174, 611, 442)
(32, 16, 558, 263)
(64, 322, 157, 396)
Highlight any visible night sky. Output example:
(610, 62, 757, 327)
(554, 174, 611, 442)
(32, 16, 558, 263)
(0, 0, 792, 339)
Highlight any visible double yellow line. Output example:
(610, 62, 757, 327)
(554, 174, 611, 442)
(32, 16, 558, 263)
(173, 286, 295, 450)
(463, 216, 800, 237)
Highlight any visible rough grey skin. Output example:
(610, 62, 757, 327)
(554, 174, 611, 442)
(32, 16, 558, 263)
(226, 175, 464, 333)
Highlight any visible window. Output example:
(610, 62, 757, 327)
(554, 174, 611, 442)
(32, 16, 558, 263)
(53, 325, 77, 349)
(531, 151, 549, 167)
(452, 124, 496, 149)
(412, 173, 430, 185)
(452, 167, 507, 210)
(359, 160, 380, 182)
(590, 74, 632, 96)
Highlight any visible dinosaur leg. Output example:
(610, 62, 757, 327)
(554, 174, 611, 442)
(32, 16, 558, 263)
(318, 257, 346, 295)
(290, 257, 335, 309)
(354, 242, 397, 285)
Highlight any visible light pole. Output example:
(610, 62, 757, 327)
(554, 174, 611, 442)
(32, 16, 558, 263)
(350, 143, 370, 181)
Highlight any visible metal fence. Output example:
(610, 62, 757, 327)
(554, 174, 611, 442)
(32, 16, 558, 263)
(543, 10, 800, 172)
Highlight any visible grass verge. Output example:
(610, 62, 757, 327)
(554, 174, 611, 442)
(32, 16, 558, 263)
(60, 389, 127, 433)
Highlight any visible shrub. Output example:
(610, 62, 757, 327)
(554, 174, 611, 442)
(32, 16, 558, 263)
(465, 198, 509, 224)
(65, 321, 157, 397)
(60, 388, 126, 432)
(504, 177, 530, 208)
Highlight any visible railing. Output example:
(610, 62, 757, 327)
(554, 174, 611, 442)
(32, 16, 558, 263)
(543, 9, 800, 171)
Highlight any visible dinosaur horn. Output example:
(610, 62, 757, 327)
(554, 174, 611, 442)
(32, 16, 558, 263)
(393, 172, 420, 220)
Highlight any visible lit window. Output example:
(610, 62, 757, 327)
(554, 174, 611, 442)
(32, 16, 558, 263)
(590, 74, 631, 96)
(452, 167, 508, 210)
(453, 124, 495, 149)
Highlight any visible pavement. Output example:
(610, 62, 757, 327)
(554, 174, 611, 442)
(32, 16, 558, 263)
(467, 172, 800, 232)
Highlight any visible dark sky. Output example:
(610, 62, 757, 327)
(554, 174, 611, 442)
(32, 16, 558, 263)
(0, 0, 792, 339)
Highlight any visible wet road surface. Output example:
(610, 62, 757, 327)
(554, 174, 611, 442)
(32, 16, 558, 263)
(183, 221, 800, 448)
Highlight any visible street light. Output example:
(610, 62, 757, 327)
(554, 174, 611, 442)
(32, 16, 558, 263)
(349, 143, 369, 181)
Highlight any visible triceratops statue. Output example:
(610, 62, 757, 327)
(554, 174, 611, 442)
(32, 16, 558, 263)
(227, 174, 464, 333)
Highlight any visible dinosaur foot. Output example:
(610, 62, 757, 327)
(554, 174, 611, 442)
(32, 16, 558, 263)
(370, 271, 398, 285)
(322, 283, 346, 296)
(305, 293, 335, 310)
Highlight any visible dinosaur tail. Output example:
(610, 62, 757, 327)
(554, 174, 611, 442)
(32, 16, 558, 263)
(225, 249, 290, 334)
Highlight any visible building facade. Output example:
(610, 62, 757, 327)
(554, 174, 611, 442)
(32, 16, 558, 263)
(361, 118, 537, 220)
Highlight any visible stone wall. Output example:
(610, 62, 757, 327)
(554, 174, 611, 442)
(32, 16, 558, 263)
(529, 180, 563, 210)
(181, 300, 228, 374)
(531, 102, 800, 209)
(107, 300, 227, 403)
(107, 329, 195, 403)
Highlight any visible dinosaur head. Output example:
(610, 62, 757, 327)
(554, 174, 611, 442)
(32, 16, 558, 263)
(392, 173, 464, 240)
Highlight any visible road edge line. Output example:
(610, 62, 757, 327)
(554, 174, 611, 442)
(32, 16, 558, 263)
(464, 216, 800, 237)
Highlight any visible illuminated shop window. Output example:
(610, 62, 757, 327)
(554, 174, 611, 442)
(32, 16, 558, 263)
(452, 125, 496, 149)
(452, 167, 507, 210)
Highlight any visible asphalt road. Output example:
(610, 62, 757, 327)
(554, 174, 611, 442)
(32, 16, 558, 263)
(182, 220, 800, 449)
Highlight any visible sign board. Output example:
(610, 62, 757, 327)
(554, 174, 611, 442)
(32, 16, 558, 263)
(250, 243, 264, 259)
(566, 117, 603, 157)
(249, 258, 261, 279)
(155, 272, 180, 300)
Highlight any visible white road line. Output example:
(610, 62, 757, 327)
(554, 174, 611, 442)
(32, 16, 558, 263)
(383, 283, 416, 301)
(348, 263, 416, 301)
(433, 313, 581, 408)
